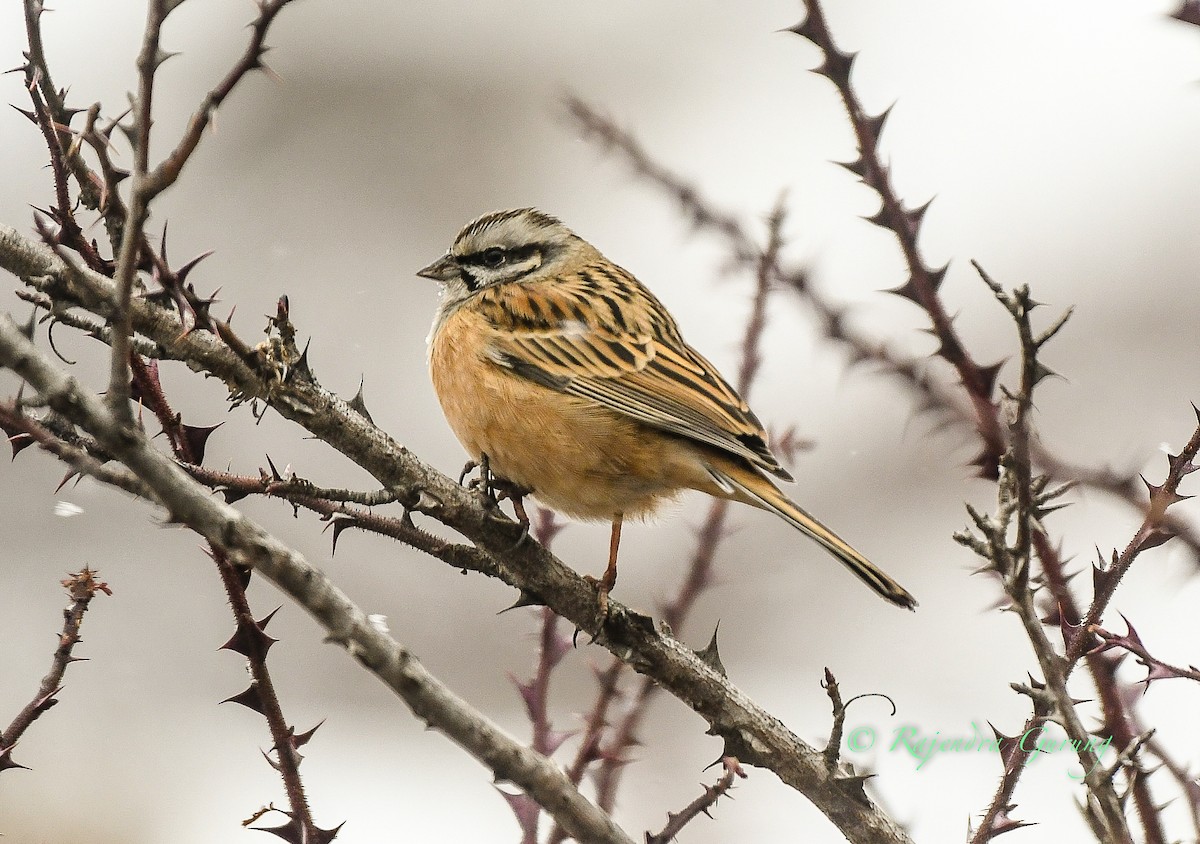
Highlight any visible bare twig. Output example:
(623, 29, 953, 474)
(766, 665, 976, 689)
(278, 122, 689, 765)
(644, 757, 746, 844)
(545, 660, 626, 844)
(1090, 618, 1200, 687)
(106, 0, 171, 423)
(106, 0, 299, 424)
(1, 568, 110, 772)
(0, 404, 153, 500)
(17, 289, 163, 358)
(791, 0, 1006, 475)
(507, 509, 570, 844)
(144, 0, 297, 196)
(1174, 1, 1200, 26)
(122, 349, 330, 840)
(956, 271, 1161, 843)
(822, 669, 847, 770)
(179, 462, 499, 576)
(1071, 417, 1200, 662)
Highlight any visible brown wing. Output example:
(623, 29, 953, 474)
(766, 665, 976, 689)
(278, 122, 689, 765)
(475, 262, 792, 480)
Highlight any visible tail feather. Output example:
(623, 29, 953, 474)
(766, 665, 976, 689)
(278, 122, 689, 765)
(710, 463, 917, 610)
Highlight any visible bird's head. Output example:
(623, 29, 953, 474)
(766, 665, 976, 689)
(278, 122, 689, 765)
(417, 208, 587, 302)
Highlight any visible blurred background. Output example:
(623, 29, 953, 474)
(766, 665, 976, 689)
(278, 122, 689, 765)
(2, 1, 1200, 841)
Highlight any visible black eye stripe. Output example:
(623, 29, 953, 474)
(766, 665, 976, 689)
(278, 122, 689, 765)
(458, 243, 541, 267)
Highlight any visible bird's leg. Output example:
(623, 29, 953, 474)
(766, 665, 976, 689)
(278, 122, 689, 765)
(508, 493, 531, 532)
(604, 513, 623, 594)
(464, 453, 500, 504)
(494, 484, 532, 550)
(584, 513, 623, 623)
(467, 453, 532, 546)
(477, 453, 497, 502)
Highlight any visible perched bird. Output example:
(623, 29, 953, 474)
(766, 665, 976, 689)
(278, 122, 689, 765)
(418, 208, 916, 610)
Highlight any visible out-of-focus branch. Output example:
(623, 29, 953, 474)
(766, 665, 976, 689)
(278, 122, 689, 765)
(1, 568, 109, 773)
(0, 313, 636, 844)
(564, 98, 1200, 565)
(506, 509, 572, 843)
(1174, 1, 1200, 26)
(545, 660, 626, 844)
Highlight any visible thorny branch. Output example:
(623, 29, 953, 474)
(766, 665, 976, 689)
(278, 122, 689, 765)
(790, 0, 1005, 475)
(959, 272, 1129, 842)
(1089, 618, 1200, 687)
(954, 269, 1200, 843)
(124, 351, 330, 841)
(565, 93, 1200, 560)
(505, 509, 573, 844)
(1, 568, 110, 773)
(0, 222, 914, 844)
(179, 461, 500, 576)
(571, 6, 1200, 839)
(0, 314, 637, 844)
(0, 403, 153, 500)
(643, 757, 746, 844)
(7, 1, 1198, 841)
(107, 0, 297, 423)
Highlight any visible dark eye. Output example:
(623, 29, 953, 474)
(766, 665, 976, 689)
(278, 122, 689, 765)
(482, 247, 506, 268)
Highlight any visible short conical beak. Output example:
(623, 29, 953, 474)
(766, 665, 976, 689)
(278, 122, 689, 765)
(416, 255, 458, 281)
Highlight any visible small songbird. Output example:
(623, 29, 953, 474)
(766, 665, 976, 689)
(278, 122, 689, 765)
(418, 208, 916, 610)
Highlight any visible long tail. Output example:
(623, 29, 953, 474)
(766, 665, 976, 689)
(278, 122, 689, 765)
(707, 461, 917, 610)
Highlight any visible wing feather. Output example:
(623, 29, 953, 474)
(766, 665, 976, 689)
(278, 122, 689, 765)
(476, 264, 791, 479)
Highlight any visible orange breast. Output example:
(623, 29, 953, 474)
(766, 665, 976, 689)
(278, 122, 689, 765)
(429, 307, 709, 520)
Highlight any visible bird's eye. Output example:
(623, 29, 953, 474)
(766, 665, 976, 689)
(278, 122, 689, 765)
(482, 247, 506, 268)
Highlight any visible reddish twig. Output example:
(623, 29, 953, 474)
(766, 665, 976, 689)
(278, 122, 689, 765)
(1069, 416, 1200, 664)
(108, 0, 298, 424)
(545, 660, 626, 844)
(126, 355, 332, 841)
(1089, 617, 1200, 688)
(791, 0, 1006, 476)
(0, 403, 152, 500)
(505, 509, 572, 843)
(643, 757, 746, 844)
(178, 461, 498, 577)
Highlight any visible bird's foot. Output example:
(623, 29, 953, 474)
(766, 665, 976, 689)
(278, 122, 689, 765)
(580, 568, 618, 644)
